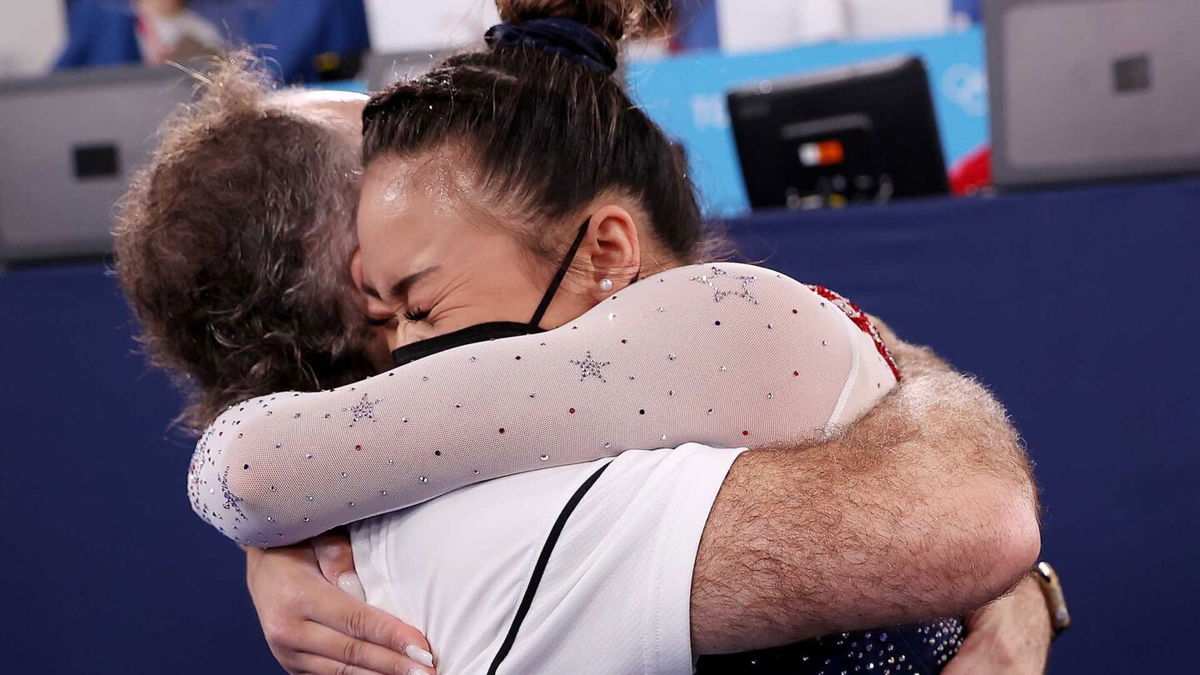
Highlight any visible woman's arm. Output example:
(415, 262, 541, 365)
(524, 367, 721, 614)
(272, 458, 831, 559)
(189, 263, 898, 546)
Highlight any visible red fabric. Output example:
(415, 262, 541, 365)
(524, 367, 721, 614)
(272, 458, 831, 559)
(807, 285, 901, 381)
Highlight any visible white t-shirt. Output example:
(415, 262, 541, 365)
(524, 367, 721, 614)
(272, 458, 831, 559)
(351, 443, 746, 675)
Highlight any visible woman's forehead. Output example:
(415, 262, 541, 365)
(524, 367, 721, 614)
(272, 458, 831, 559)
(361, 154, 481, 222)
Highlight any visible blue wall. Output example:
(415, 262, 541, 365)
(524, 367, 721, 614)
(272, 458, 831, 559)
(0, 265, 278, 673)
(3, 179, 1198, 671)
(722, 179, 1200, 674)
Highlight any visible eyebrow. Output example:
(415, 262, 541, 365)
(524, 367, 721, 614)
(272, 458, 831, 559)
(362, 266, 439, 304)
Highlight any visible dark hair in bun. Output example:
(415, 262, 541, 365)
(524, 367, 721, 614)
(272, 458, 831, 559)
(364, 1, 714, 265)
(496, 0, 672, 54)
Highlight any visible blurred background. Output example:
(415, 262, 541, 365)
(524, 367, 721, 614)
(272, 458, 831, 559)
(1, 0, 1197, 672)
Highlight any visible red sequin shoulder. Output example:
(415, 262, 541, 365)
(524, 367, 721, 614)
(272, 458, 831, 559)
(807, 285, 901, 381)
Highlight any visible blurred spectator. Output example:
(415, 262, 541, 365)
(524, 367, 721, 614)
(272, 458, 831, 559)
(134, 0, 225, 65)
(55, 0, 223, 70)
(54, 0, 367, 83)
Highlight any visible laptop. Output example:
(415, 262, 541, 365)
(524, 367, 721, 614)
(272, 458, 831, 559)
(0, 65, 194, 264)
(986, 0, 1200, 190)
(727, 56, 948, 211)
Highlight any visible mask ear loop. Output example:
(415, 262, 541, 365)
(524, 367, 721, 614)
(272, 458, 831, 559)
(528, 217, 592, 328)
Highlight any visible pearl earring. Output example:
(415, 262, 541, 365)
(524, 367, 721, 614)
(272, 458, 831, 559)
(599, 278, 614, 292)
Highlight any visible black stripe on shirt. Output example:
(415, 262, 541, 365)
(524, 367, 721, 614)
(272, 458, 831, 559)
(487, 461, 613, 674)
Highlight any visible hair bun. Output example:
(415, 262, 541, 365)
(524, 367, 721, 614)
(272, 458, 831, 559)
(495, 0, 672, 55)
(485, 19, 620, 73)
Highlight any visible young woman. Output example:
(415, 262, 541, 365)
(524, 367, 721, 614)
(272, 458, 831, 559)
(188, 1, 966, 673)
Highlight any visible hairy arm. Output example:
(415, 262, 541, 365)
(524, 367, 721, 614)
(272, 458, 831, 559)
(691, 339, 1042, 654)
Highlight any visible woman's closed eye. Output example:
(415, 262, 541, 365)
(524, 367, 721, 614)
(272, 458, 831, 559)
(366, 306, 429, 328)
(403, 307, 430, 322)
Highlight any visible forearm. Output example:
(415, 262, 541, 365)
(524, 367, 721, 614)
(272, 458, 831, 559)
(692, 341, 1041, 653)
(188, 263, 884, 546)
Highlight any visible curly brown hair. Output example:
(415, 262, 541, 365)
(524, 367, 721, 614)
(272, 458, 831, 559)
(114, 53, 375, 432)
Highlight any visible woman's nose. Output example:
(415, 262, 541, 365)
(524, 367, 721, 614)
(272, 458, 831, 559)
(386, 327, 404, 353)
(389, 322, 436, 352)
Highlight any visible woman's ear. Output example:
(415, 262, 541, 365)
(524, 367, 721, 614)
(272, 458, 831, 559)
(583, 204, 641, 299)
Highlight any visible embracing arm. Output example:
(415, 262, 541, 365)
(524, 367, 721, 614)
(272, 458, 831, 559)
(189, 263, 895, 546)
(690, 339, 1042, 654)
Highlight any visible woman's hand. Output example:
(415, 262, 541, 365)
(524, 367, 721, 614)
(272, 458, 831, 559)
(942, 575, 1052, 674)
(245, 531, 436, 675)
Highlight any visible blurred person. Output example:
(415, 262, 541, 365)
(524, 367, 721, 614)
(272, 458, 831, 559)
(117, 41, 1048, 675)
(55, 0, 366, 83)
(133, 0, 224, 66)
(55, 0, 223, 70)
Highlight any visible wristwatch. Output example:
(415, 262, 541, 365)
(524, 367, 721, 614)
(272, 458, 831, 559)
(1031, 561, 1071, 638)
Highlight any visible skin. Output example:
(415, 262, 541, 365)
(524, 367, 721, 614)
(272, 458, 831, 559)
(136, 0, 187, 18)
(245, 98, 1052, 674)
(356, 152, 654, 351)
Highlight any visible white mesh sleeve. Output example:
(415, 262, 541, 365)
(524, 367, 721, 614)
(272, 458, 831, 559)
(188, 263, 898, 546)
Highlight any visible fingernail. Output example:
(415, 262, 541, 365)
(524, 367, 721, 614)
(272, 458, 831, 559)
(407, 668, 430, 675)
(336, 571, 367, 601)
(405, 644, 435, 667)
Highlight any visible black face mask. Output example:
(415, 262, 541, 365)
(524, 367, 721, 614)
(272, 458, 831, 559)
(391, 217, 592, 368)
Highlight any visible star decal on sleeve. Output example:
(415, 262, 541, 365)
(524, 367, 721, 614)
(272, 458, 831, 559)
(570, 351, 611, 382)
(344, 393, 382, 425)
(217, 466, 246, 524)
(691, 266, 759, 304)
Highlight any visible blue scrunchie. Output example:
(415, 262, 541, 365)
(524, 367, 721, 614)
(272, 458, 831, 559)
(484, 18, 618, 73)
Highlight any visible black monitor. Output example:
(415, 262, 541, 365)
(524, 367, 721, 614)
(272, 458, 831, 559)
(728, 55, 948, 211)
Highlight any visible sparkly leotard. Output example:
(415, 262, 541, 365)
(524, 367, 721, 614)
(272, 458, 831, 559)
(187, 261, 962, 672)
